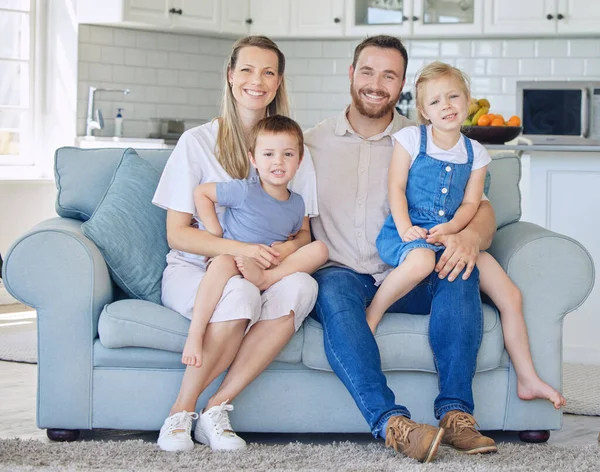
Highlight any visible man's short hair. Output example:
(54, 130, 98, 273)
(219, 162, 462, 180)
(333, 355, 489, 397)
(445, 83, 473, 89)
(249, 115, 305, 159)
(352, 35, 409, 81)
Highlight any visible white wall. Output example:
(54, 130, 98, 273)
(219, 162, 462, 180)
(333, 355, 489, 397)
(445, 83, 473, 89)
(0, 181, 57, 258)
(77, 27, 600, 131)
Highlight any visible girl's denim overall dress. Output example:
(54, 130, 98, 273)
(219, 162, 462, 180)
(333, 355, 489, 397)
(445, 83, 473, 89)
(376, 125, 475, 267)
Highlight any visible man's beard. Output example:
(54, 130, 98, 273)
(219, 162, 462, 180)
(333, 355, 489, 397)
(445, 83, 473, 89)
(350, 81, 400, 120)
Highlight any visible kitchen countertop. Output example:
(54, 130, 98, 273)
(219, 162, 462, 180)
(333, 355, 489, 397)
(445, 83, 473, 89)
(485, 144, 600, 152)
(75, 136, 172, 149)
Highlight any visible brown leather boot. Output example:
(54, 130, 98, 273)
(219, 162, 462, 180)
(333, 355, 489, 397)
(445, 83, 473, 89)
(439, 411, 497, 454)
(385, 415, 444, 463)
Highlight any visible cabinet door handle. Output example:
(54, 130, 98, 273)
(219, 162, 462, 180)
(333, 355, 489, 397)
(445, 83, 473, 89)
(245, 18, 253, 24)
(546, 13, 554, 20)
(402, 15, 408, 21)
(557, 13, 564, 20)
(169, 8, 182, 15)
(334, 17, 341, 23)
(412, 15, 419, 21)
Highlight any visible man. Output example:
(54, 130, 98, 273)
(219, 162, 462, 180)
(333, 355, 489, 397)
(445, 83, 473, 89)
(305, 35, 497, 463)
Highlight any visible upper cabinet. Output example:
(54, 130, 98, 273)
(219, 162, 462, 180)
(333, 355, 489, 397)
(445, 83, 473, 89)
(346, 0, 483, 38)
(78, 0, 600, 38)
(289, 0, 345, 37)
(78, 0, 221, 32)
(485, 0, 600, 35)
(220, 0, 344, 37)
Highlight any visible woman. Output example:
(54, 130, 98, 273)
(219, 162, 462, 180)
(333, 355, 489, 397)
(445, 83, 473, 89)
(152, 36, 319, 452)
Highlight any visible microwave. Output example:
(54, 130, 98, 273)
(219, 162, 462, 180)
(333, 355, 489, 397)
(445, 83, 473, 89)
(516, 81, 600, 145)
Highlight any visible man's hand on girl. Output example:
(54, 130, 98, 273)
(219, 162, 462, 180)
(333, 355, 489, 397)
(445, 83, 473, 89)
(430, 228, 480, 282)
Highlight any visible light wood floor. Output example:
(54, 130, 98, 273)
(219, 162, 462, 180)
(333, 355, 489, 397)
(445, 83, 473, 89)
(1, 304, 599, 446)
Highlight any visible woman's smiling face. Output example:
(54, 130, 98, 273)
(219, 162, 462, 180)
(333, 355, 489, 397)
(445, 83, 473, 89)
(228, 46, 281, 114)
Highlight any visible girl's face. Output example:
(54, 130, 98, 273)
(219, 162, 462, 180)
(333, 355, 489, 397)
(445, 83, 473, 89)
(419, 75, 469, 132)
(228, 46, 282, 115)
(249, 132, 301, 189)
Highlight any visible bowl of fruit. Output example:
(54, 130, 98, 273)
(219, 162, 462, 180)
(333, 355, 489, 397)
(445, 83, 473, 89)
(461, 98, 522, 145)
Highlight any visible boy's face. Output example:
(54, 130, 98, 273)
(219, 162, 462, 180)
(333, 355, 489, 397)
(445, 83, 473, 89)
(249, 132, 302, 188)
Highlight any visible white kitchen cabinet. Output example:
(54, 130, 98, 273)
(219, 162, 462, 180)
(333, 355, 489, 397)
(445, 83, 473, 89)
(248, 0, 290, 36)
(346, 0, 483, 38)
(124, 0, 171, 26)
(556, 0, 600, 34)
(220, 0, 251, 35)
(78, 0, 221, 32)
(485, 0, 600, 35)
(170, 0, 221, 31)
(290, 0, 345, 37)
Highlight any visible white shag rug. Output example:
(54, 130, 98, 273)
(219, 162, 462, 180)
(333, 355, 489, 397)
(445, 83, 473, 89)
(1, 438, 599, 472)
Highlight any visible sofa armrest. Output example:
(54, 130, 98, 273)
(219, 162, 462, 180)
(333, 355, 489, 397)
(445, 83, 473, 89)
(488, 221, 594, 320)
(2, 217, 113, 429)
(487, 221, 594, 430)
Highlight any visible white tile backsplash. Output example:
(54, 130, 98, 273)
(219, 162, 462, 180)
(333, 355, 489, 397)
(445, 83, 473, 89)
(77, 25, 600, 134)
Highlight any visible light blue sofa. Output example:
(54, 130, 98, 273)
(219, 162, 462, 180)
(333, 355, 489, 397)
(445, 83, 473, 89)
(2, 147, 594, 442)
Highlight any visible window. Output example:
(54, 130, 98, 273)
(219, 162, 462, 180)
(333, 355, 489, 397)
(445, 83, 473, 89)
(0, 0, 35, 165)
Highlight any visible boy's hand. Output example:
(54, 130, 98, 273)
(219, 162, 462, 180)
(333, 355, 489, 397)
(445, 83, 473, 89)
(401, 225, 428, 242)
(241, 244, 280, 269)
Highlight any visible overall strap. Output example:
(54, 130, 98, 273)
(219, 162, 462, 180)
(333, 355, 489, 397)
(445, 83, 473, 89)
(463, 134, 475, 166)
(419, 125, 428, 155)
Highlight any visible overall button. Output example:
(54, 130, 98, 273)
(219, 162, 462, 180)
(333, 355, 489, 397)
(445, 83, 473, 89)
(445, 166, 451, 172)
(438, 210, 445, 216)
(441, 188, 448, 194)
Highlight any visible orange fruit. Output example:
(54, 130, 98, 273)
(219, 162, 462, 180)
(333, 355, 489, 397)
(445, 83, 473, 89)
(491, 117, 505, 126)
(507, 115, 521, 126)
(487, 114, 496, 120)
(477, 114, 492, 126)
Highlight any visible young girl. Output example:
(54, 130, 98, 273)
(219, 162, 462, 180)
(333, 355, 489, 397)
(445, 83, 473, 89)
(368, 61, 565, 409)
(182, 115, 328, 368)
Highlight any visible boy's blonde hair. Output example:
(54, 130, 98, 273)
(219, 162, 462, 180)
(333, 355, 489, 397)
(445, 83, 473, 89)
(414, 61, 471, 125)
(249, 115, 304, 160)
(216, 36, 290, 180)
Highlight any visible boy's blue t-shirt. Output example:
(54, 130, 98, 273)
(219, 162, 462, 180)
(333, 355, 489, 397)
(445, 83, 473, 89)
(216, 176, 305, 246)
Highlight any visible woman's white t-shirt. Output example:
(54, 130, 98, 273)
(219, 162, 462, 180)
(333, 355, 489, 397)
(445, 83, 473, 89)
(153, 120, 319, 263)
(392, 124, 491, 171)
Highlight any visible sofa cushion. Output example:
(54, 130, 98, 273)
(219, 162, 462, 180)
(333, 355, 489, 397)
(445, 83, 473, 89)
(81, 149, 169, 304)
(97, 299, 304, 364)
(487, 153, 521, 229)
(302, 303, 506, 373)
(55, 146, 171, 221)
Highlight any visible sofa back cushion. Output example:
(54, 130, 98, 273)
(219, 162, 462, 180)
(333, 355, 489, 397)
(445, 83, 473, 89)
(486, 152, 522, 228)
(80, 149, 169, 304)
(55, 147, 171, 221)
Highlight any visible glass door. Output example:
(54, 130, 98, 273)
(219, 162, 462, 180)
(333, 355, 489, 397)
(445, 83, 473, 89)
(412, 0, 483, 36)
(346, 0, 413, 36)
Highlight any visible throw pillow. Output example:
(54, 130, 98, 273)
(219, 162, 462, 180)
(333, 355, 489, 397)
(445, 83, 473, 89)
(81, 148, 169, 305)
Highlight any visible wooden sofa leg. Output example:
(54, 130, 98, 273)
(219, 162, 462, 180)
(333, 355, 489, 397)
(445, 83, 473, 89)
(518, 430, 550, 443)
(47, 429, 80, 442)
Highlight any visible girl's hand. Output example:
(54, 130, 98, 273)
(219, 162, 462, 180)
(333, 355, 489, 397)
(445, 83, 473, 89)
(402, 226, 428, 242)
(240, 244, 280, 269)
(428, 223, 453, 237)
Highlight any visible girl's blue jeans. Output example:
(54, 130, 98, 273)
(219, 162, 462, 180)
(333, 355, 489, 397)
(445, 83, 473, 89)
(311, 259, 483, 439)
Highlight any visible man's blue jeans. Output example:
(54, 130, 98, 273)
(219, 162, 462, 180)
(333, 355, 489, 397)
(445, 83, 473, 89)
(311, 260, 483, 439)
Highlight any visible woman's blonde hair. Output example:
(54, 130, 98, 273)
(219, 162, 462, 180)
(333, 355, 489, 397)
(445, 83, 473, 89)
(414, 61, 471, 125)
(215, 36, 290, 180)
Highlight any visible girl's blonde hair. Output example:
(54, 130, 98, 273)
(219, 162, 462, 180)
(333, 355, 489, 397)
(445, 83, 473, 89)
(216, 36, 290, 180)
(414, 61, 471, 125)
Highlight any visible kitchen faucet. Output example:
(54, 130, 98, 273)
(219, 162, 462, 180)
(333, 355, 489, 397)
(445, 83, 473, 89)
(86, 86, 131, 136)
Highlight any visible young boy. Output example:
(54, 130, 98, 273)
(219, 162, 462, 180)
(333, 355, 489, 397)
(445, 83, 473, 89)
(182, 115, 328, 367)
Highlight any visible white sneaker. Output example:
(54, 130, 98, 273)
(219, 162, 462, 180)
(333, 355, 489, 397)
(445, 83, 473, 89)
(157, 410, 199, 452)
(194, 401, 246, 451)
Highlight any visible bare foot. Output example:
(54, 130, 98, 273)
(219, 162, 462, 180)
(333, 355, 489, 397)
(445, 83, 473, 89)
(234, 256, 272, 290)
(181, 335, 203, 368)
(517, 377, 566, 409)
